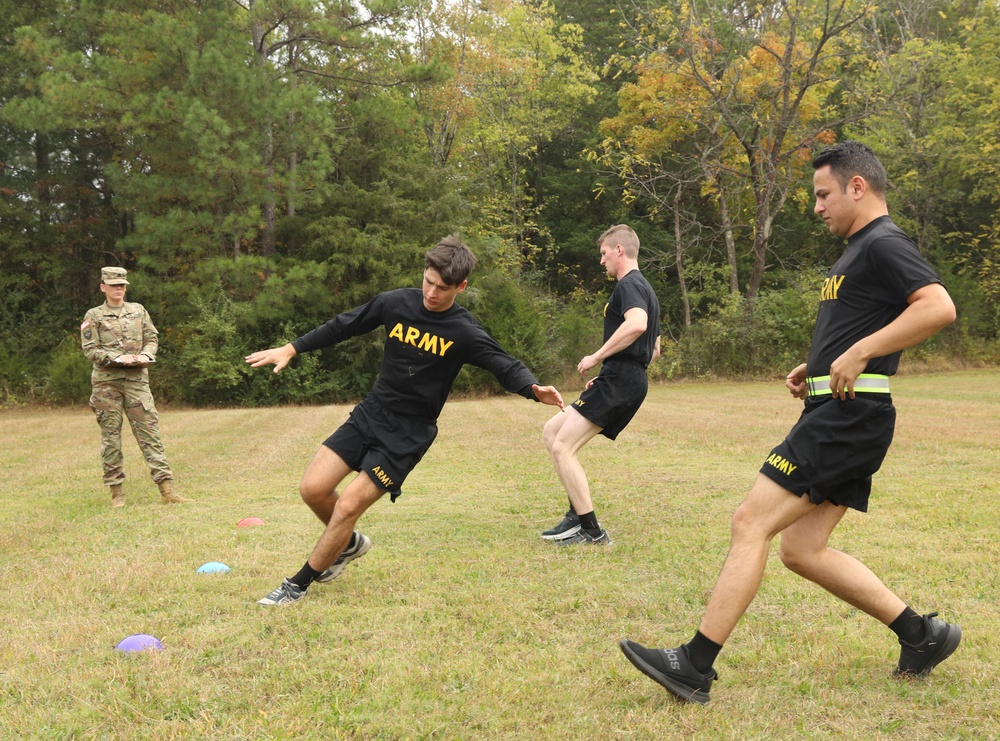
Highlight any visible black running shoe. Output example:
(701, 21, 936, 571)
(619, 639, 717, 704)
(258, 578, 305, 606)
(315, 533, 372, 584)
(894, 612, 961, 677)
(541, 510, 581, 541)
(556, 528, 611, 546)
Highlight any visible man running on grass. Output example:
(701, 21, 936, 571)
(620, 141, 960, 703)
(539, 225, 660, 546)
(246, 235, 564, 606)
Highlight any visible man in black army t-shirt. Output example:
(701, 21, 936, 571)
(245, 236, 564, 606)
(540, 224, 660, 545)
(620, 141, 961, 704)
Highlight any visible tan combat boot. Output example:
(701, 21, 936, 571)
(110, 484, 125, 508)
(158, 480, 193, 504)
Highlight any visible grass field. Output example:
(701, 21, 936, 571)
(1, 370, 998, 739)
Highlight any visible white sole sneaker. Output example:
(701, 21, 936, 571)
(315, 533, 372, 583)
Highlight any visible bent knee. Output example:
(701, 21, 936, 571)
(542, 416, 563, 452)
(547, 436, 568, 459)
(331, 494, 372, 524)
(299, 478, 332, 507)
(778, 545, 804, 573)
(778, 541, 816, 576)
(728, 502, 761, 541)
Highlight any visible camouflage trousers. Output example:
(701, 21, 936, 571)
(90, 379, 172, 486)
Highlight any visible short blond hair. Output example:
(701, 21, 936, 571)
(597, 224, 640, 259)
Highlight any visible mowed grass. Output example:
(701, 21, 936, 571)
(1, 370, 997, 739)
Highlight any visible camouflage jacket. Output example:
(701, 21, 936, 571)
(81, 301, 159, 382)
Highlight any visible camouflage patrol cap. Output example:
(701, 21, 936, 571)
(101, 267, 129, 285)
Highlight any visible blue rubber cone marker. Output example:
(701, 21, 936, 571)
(196, 562, 231, 574)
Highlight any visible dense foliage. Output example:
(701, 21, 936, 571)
(2, 0, 997, 406)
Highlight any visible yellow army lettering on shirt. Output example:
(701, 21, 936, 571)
(821, 275, 846, 301)
(387, 323, 455, 356)
(765, 453, 798, 476)
(371, 465, 395, 488)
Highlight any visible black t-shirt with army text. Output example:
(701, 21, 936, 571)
(292, 288, 540, 421)
(806, 215, 942, 377)
(603, 269, 661, 367)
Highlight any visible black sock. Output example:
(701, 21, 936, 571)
(578, 510, 601, 535)
(889, 606, 926, 644)
(347, 532, 358, 550)
(686, 631, 723, 674)
(289, 562, 322, 590)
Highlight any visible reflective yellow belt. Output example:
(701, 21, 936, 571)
(806, 374, 890, 396)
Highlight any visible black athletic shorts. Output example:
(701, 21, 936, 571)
(760, 394, 896, 513)
(571, 359, 649, 440)
(323, 393, 437, 502)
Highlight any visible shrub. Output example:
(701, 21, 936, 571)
(679, 273, 823, 378)
(44, 333, 92, 405)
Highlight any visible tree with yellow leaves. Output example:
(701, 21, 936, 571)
(598, 0, 874, 300)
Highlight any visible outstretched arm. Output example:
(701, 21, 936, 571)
(245, 343, 298, 374)
(532, 384, 564, 410)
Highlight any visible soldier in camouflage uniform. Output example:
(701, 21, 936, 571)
(80, 267, 192, 507)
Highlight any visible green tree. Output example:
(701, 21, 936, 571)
(850, 3, 1000, 346)
(1, 0, 116, 398)
(234, 0, 424, 254)
(410, 0, 597, 265)
(10, 1, 271, 270)
(600, 0, 875, 300)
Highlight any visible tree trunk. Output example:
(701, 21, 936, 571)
(261, 156, 277, 256)
(746, 221, 770, 300)
(252, 17, 276, 256)
(745, 155, 773, 300)
(286, 32, 300, 218)
(672, 187, 691, 327)
(718, 188, 740, 294)
(34, 132, 51, 224)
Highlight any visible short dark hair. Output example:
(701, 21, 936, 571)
(425, 235, 477, 286)
(812, 140, 887, 198)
